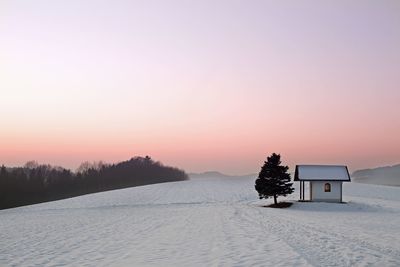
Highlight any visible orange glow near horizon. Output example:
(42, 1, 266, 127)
(1, 1, 400, 174)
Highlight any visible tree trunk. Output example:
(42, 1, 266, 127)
(273, 195, 277, 205)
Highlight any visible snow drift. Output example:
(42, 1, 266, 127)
(1, 176, 400, 266)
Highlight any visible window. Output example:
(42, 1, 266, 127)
(324, 183, 331, 192)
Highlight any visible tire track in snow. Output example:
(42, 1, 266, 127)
(274, 207, 400, 264)
(2, 177, 400, 267)
(240, 204, 400, 266)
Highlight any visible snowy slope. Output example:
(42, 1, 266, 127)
(1, 176, 400, 267)
(352, 164, 400, 186)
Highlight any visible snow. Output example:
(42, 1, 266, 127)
(1, 176, 400, 266)
(295, 165, 351, 181)
(352, 164, 400, 186)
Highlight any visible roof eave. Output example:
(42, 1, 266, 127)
(293, 165, 299, 181)
(296, 179, 351, 182)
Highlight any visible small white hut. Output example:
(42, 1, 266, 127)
(294, 165, 351, 203)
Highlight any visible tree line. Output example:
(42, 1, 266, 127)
(0, 156, 188, 210)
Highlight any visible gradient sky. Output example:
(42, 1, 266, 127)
(1, 0, 399, 174)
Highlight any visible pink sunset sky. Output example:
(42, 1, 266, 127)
(1, 0, 399, 174)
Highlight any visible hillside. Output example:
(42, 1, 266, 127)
(189, 171, 256, 180)
(352, 164, 400, 186)
(0, 157, 188, 209)
(1, 176, 400, 266)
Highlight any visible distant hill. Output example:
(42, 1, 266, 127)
(352, 164, 400, 186)
(189, 171, 256, 180)
(0, 156, 188, 210)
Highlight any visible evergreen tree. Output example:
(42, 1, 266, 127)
(0, 157, 188, 210)
(255, 153, 294, 205)
(0, 165, 7, 178)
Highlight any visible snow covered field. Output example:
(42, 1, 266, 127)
(1, 176, 400, 266)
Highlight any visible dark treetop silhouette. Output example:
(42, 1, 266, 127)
(255, 153, 294, 205)
(0, 156, 188, 210)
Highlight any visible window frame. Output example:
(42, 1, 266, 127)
(324, 183, 331, 192)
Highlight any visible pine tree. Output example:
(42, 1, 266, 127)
(255, 153, 294, 205)
(0, 165, 7, 178)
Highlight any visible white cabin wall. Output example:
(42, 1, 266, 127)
(311, 181, 342, 202)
